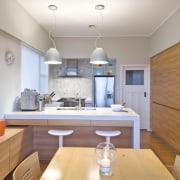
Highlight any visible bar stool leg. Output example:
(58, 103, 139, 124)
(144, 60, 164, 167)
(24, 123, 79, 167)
(106, 136, 111, 144)
(59, 136, 63, 147)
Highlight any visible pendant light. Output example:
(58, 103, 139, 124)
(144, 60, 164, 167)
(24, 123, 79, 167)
(90, 4, 108, 65)
(45, 5, 62, 64)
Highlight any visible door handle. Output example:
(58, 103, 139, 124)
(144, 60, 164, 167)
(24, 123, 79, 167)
(144, 92, 146, 97)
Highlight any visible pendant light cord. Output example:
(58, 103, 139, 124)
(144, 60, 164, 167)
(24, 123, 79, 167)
(49, 7, 57, 49)
(94, 29, 101, 48)
(94, 11, 104, 48)
(49, 31, 56, 49)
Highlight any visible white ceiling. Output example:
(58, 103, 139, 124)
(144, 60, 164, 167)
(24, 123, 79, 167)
(16, 0, 180, 37)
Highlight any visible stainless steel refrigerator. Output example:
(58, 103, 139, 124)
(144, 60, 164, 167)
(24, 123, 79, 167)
(93, 75, 115, 107)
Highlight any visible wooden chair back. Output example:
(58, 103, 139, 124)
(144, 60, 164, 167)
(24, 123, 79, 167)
(13, 152, 41, 180)
(172, 155, 180, 180)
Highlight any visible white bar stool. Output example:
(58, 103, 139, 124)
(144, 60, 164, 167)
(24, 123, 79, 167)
(95, 130, 121, 144)
(48, 130, 74, 147)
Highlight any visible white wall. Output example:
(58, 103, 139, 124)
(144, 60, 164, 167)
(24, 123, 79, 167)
(0, 31, 21, 115)
(0, 0, 51, 52)
(149, 8, 180, 57)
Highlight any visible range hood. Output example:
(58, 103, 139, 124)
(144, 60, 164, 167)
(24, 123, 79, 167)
(66, 59, 78, 76)
(57, 58, 91, 77)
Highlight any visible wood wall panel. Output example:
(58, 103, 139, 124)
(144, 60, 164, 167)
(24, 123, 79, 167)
(151, 103, 180, 152)
(33, 126, 132, 160)
(151, 43, 180, 73)
(151, 43, 180, 109)
(150, 43, 180, 152)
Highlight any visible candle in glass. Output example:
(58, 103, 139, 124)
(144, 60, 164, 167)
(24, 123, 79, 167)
(95, 142, 116, 176)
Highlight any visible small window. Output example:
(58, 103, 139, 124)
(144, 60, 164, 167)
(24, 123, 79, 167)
(126, 70, 144, 85)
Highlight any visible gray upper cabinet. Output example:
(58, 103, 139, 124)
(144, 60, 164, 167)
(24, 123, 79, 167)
(54, 59, 92, 78)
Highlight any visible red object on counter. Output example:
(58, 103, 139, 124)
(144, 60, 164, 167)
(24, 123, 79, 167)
(0, 120, 6, 136)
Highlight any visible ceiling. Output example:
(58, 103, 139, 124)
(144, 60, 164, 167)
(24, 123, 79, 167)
(16, 0, 180, 37)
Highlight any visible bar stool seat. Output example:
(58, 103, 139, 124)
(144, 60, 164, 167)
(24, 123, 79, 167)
(96, 130, 121, 144)
(48, 130, 74, 147)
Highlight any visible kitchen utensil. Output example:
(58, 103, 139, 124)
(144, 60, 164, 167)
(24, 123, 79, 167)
(111, 104, 124, 112)
(50, 91, 55, 97)
(122, 102, 126, 106)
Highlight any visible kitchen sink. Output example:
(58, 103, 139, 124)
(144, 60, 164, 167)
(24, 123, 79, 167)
(56, 107, 96, 110)
(56, 107, 77, 110)
(57, 97, 86, 107)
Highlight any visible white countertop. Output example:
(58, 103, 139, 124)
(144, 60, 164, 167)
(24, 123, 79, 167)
(5, 107, 140, 121)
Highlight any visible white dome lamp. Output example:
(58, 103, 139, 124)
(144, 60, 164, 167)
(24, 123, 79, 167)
(90, 5, 108, 65)
(45, 5, 62, 65)
(90, 47, 108, 65)
(45, 35, 62, 65)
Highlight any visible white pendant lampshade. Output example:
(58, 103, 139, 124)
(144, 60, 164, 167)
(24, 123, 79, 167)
(45, 48, 62, 64)
(90, 47, 108, 64)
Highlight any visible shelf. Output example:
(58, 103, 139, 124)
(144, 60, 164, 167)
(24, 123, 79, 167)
(92, 59, 116, 76)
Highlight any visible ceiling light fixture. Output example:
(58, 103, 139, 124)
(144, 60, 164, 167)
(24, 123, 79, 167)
(48, 4, 58, 11)
(45, 4, 62, 65)
(90, 5, 108, 65)
(95, 4, 105, 10)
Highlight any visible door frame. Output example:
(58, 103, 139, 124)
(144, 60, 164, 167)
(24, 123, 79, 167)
(120, 64, 150, 130)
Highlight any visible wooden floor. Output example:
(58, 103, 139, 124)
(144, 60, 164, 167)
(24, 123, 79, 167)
(5, 130, 178, 179)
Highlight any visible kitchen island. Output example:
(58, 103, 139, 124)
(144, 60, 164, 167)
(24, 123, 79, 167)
(5, 107, 140, 160)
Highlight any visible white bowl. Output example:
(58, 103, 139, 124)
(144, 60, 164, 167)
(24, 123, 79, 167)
(111, 104, 124, 112)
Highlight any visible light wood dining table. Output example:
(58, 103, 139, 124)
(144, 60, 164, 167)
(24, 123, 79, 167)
(40, 147, 175, 180)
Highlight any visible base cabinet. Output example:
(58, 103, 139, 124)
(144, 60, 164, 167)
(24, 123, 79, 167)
(0, 141, 10, 179)
(0, 127, 33, 179)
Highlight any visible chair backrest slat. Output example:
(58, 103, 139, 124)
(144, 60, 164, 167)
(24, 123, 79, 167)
(21, 168, 33, 180)
(13, 152, 40, 180)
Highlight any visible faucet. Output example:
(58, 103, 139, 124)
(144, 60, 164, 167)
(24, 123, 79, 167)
(78, 96, 81, 110)
(75, 93, 81, 110)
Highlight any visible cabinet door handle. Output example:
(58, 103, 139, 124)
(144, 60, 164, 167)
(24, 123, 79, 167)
(144, 92, 147, 97)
